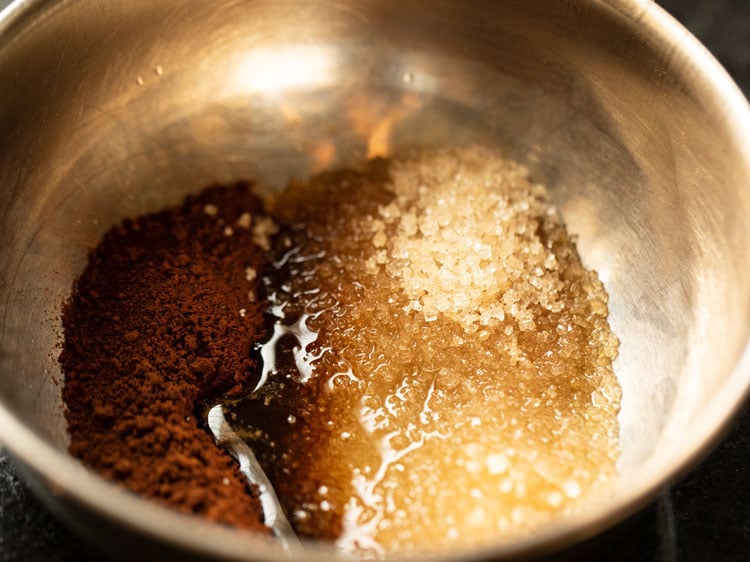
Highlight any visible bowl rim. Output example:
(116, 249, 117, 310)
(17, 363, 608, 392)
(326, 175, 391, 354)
(0, 0, 749, 560)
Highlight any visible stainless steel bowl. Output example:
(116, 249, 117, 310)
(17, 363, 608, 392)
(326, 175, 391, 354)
(1, 0, 749, 560)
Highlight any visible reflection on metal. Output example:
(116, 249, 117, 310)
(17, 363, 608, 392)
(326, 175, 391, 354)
(207, 405, 302, 553)
(228, 46, 338, 95)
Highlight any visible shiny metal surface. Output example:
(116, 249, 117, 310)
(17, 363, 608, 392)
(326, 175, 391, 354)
(0, 0, 748, 560)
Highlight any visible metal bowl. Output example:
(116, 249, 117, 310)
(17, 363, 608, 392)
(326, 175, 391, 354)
(1, 0, 749, 560)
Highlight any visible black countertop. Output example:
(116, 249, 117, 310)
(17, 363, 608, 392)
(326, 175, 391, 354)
(1, 1, 749, 560)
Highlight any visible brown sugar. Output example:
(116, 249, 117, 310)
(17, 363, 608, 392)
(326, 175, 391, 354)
(60, 183, 272, 532)
(221, 146, 621, 555)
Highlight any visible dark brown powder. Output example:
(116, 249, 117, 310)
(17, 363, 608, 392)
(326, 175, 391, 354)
(60, 182, 271, 532)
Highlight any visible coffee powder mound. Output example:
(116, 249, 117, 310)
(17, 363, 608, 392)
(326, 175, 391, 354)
(60, 183, 271, 532)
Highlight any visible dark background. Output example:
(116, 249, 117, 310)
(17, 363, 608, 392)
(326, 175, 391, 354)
(1, 0, 748, 560)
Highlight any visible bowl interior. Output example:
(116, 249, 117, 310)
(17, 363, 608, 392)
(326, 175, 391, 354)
(1, 0, 749, 559)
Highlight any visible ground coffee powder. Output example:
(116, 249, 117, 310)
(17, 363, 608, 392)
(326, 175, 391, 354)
(60, 183, 271, 531)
